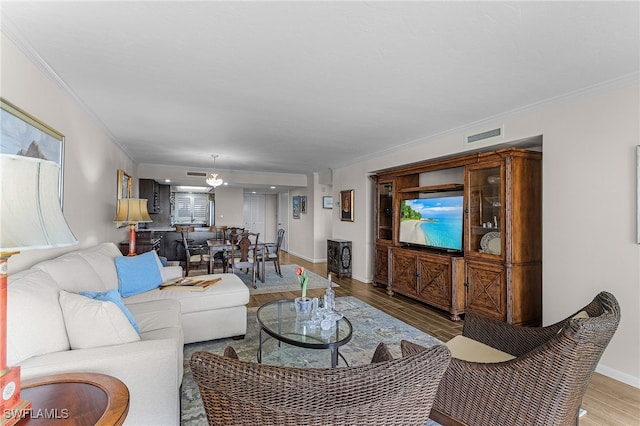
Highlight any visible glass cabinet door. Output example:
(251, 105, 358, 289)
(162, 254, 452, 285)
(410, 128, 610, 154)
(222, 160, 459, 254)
(377, 181, 394, 241)
(465, 162, 503, 256)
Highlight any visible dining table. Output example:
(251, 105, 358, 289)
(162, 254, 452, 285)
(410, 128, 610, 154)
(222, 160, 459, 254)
(206, 238, 275, 283)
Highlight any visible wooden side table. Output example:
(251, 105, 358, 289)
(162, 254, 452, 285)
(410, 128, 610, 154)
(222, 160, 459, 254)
(18, 373, 129, 425)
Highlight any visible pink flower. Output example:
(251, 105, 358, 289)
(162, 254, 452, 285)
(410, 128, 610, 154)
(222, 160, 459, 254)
(296, 267, 309, 298)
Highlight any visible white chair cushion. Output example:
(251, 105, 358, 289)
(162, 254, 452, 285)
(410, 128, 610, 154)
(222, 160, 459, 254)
(445, 335, 515, 363)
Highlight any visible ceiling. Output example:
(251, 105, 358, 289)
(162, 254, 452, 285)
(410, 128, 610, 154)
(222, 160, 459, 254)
(2, 1, 639, 190)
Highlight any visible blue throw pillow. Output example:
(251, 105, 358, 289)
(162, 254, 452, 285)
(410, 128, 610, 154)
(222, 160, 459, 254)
(159, 256, 168, 267)
(115, 251, 163, 297)
(79, 289, 140, 334)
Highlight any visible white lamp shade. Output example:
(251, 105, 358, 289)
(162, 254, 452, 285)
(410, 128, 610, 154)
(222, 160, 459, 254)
(0, 154, 78, 252)
(114, 198, 152, 223)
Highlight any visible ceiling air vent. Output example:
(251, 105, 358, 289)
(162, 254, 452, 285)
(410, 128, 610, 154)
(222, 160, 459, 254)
(186, 171, 207, 177)
(466, 126, 503, 144)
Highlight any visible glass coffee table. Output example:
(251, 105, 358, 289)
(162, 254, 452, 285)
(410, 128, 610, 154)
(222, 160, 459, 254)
(256, 299, 353, 368)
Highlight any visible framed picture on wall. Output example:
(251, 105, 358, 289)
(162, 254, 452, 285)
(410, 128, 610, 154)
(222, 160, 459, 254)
(1, 97, 65, 205)
(323, 196, 333, 209)
(340, 189, 354, 222)
(292, 196, 301, 219)
(301, 196, 307, 213)
(117, 169, 132, 200)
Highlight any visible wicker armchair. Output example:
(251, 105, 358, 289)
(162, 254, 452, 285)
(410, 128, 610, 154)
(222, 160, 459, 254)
(190, 344, 451, 425)
(402, 291, 621, 426)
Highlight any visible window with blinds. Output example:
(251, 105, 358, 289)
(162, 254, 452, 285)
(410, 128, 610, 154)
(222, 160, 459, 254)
(173, 193, 210, 224)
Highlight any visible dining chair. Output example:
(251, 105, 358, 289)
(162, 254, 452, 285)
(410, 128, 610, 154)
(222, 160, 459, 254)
(225, 227, 245, 243)
(260, 228, 285, 278)
(183, 237, 211, 276)
(227, 232, 261, 288)
(175, 225, 195, 260)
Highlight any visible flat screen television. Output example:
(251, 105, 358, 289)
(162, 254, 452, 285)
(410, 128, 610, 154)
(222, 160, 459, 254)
(399, 195, 464, 251)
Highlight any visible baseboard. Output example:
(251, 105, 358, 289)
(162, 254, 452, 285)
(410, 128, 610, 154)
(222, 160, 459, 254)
(596, 363, 640, 389)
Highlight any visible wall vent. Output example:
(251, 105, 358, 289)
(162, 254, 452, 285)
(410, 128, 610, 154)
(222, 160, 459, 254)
(466, 126, 503, 144)
(186, 171, 207, 177)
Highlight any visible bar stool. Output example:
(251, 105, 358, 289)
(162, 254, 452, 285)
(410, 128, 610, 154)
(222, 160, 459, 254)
(209, 225, 227, 242)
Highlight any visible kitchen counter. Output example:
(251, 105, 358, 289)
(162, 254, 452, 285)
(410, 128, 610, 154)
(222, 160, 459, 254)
(138, 227, 176, 232)
(136, 228, 226, 261)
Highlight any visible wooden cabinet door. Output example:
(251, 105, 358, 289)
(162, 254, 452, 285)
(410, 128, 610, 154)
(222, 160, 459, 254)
(465, 260, 507, 320)
(464, 160, 504, 260)
(390, 250, 417, 296)
(374, 243, 390, 287)
(416, 254, 452, 311)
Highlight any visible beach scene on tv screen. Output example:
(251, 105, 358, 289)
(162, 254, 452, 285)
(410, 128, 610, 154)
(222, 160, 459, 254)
(399, 197, 463, 250)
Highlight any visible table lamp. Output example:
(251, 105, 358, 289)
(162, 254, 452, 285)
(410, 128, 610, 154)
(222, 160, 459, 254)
(0, 154, 78, 425)
(114, 198, 152, 256)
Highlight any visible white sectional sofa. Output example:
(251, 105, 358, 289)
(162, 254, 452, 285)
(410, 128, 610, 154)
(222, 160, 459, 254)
(7, 242, 250, 425)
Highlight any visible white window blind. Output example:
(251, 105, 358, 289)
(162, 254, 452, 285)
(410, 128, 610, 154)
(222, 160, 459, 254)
(173, 193, 209, 224)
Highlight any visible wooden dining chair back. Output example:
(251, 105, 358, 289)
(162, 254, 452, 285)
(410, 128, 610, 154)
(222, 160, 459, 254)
(227, 232, 260, 287)
(174, 226, 195, 260)
(183, 237, 211, 277)
(261, 228, 285, 277)
(225, 227, 245, 243)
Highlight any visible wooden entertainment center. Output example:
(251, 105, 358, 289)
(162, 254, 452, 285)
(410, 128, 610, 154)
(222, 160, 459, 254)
(372, 148, 542, 325)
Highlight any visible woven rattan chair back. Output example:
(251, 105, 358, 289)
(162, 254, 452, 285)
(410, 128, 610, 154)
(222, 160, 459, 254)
(190, 344, 451, 425)
(429, 291, 620, 426)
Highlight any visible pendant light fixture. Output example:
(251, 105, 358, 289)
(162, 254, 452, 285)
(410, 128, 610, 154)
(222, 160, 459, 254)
(206, 154, 223, 187)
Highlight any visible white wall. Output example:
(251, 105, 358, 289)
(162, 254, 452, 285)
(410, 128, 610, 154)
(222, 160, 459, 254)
(213, 186, 244, 227)
(287, 188, 314, 261)
(1, 34, 135, 272)
(264, 194, 277, 243)
(313, 174, 333, 263)
(331, 78, 640, 387)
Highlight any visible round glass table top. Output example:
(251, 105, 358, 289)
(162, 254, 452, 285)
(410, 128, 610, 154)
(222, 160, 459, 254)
(256, 299, 352, 349)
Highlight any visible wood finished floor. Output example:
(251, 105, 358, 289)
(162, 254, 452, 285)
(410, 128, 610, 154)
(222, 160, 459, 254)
(250, 252, 640, 426)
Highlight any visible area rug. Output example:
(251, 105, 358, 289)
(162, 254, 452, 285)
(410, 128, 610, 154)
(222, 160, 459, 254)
(181, 296, 443, 426)
(233, 263, 338, 294)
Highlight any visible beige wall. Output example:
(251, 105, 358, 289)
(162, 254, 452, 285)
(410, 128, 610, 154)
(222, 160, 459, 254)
(264, 194, 277, 243)
(1, 34, 135, 272)
(331, 79, 640, 386)
(287, 188, 314, 261)
(212, 186, 244, 227)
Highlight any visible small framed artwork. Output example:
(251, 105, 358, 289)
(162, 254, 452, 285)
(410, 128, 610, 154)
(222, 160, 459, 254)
(323, 196, 333, 209)
(340, 189, 354, 222)
(301, 196, 307, 214)
(1, 97, 65, 205)
(117, 169, 132, 200)
(292, 196, 301, 219)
